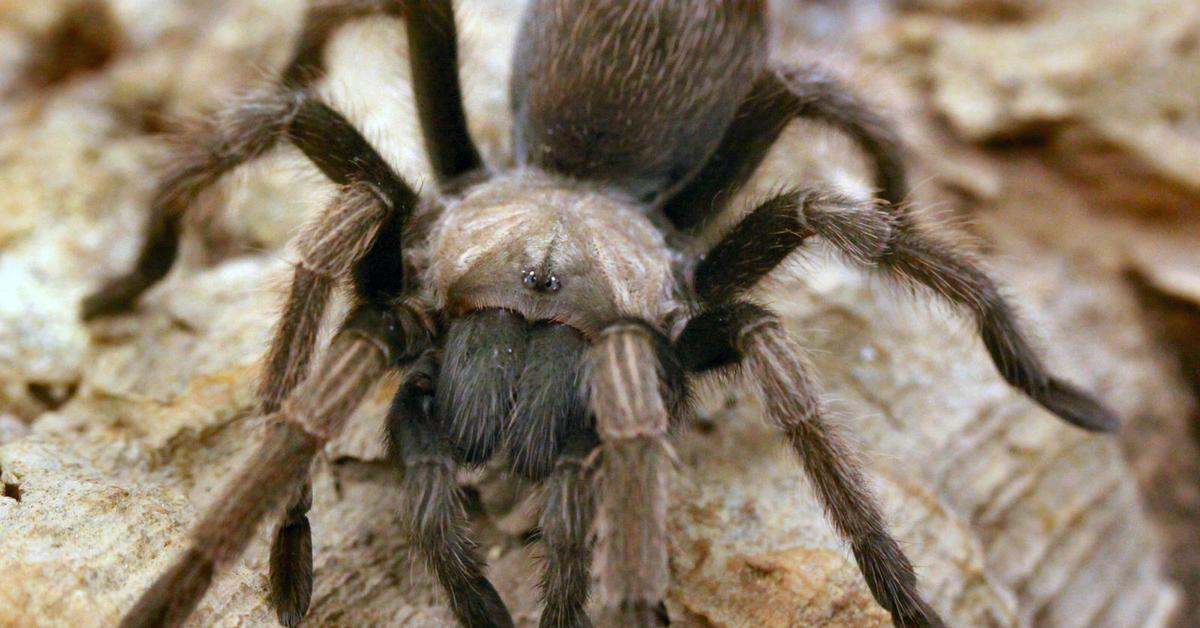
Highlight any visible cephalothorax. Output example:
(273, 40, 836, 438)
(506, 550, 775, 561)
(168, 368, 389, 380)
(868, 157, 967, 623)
(86, 2, 1120, 627)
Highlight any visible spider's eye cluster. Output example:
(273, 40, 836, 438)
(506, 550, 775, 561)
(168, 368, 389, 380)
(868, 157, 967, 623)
(522, 268, 562, 293)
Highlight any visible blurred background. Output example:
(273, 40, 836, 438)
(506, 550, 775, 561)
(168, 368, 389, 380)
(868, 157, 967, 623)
(0, 0, 1197, 626)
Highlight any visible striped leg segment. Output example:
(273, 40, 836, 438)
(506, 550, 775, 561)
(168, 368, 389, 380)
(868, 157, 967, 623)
(119, 302, 433, 628)
(256, 126, 418, 624)
(586, 320, 685, 627)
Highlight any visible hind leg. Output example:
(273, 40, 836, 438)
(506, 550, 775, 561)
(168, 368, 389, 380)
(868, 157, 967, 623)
(119, 301, 432, 628)
(662, 65, 906, 230)
(83, 0, 483, 318)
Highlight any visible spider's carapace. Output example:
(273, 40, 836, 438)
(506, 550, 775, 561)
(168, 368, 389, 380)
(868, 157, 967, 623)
(429, 175, 677, 336)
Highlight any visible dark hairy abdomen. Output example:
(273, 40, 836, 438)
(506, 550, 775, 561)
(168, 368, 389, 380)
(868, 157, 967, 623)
(511, 0, 768, 204)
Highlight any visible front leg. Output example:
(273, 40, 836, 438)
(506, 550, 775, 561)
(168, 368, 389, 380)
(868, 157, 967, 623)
(586, 320, 687, 626)
(123, 129, 422, 626)
(262, 179, 407, 626)
(119, 302, 434, 628)
(676, 303, 945, 628)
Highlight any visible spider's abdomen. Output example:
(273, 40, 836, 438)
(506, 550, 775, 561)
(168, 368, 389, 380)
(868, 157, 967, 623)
(510, 0, 767, 205)
(427, 176, 677, 336)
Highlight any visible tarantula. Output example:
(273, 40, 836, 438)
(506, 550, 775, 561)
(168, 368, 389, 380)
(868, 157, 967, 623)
(83, 1, 1120, 627)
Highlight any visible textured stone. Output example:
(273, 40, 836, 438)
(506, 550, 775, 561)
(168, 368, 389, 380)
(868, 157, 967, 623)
(923, 0, 1200, 194)
(0, 1, 1194, 627)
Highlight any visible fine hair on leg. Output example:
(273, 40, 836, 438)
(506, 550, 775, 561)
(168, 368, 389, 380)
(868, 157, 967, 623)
(387, 356, 515, 628)
(81, 87, 305, 319)
(80, 91, 413, 320)
(677, 305, 945, 628)
(119, 302, 430, 628)
(742, 319, 943, 627)
(866, 206, 1119, 431)
(535, 400, 599, 628)
(81, 0, 395, 320)
(81, 0, 474, 319)
(585, 320, 685, 626)
(262, 178, 411, 625)
(691, 187, 1119, 432)
(258, 181, 395, 414)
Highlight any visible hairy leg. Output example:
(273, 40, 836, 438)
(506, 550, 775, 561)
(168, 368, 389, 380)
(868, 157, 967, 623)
(691, 188, 1120, 432)
(117, 105, 421, 625)
(83, 0, 479, 318)
(119, 302, 433, 628)
(80, 88, 304, 319)
(663, 65, 906, 230)
(403, 0, 486, 186)
(537, 428, 599, 628)
(586, 320, 686, 626)
(263, 175, 414, 625)
(81, 87, 413, 318)
(676, 303, 944, 628)
(258, 181, 400, 414)
(80, 0, 369, 320)
(387, 357, 515, 628)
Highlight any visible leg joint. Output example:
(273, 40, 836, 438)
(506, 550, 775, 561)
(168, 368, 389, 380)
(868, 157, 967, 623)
(294, 182, 392, 278)
(588, 320, 683, 441)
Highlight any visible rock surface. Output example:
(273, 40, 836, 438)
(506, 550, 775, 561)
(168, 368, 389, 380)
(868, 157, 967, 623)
(1, 1, 1197, 627)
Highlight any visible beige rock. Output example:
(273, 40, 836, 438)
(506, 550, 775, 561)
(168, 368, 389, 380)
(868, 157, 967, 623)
(0, 1, 1192, 627)
(924, 0, 1200, 193)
